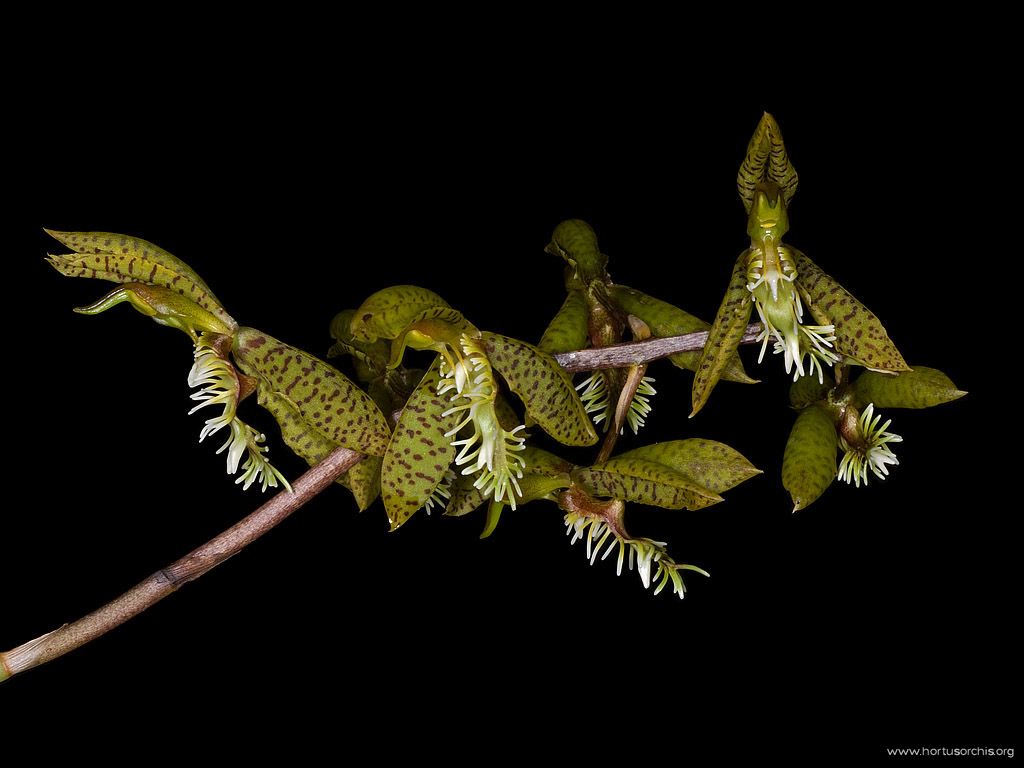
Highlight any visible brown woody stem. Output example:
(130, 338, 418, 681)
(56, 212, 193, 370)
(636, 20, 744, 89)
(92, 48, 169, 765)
(593, 315, 655, 464)
(554, 322, 762, 372)
(1, 447, 362, 682)
(1, 323, 763, 682)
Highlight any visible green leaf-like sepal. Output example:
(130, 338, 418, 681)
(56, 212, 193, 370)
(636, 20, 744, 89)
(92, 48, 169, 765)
(482, 332, 598, 447)
(45, 229, 236, 331)
(508, 447, 574, 506)
(610, 285, 755, 384)
(613, 439, 761, 494)
(538, 290, 589, 355)
(480, 500, 505, 539)
(444, 475, 487, 517)
(381, 365, 460, 530)
(545, 219, 608, 285)
(853, 367, 966, 410)
(520, 446, 574, 480)
(789, 371, 834, 409)
(349, 285, 450, 342)
(572, 459, 722, 511)
(479, 473, 572, 538)
(793, 250, 910, 373)
(782, 403, 838, 512)
(255, 386, 382, 510)
(737, 112, 798, 213)
(691, 250, 754, 416)
(232, 327, 390, 457)
(338, 456, 383, 511)
(517, 473, 573, 505)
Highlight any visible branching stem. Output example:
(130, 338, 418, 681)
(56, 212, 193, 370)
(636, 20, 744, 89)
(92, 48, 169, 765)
(2, 323, 763, 682)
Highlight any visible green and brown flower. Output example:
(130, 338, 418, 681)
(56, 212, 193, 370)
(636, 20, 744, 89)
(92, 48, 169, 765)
(45, 229, 394, 501)
(341, 285, 598, 530)
(783, 366, 966, 510)
(541, 219, 755, 436)
(692, 113, 910, 417)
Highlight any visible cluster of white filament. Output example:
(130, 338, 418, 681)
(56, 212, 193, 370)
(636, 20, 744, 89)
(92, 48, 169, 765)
(437, 334, 526, 508)
(187, 335, 290, 493)
(575, 372, 657, 435)
(564, 512, 706, 599)
(747, 245, 839, 384)
(837, 403, 902, 487)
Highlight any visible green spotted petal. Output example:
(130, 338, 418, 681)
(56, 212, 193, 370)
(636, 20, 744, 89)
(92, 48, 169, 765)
(572, 459, 722, 511)
(793, 250, 909, 373)
(613, 439, 760, 494)
(328, 308, 391, 373)
(610, 285, 755, 384)
(482, 332, 598, 447)
(691, 250, 754, 417)
(255, 386, 335, 462)
(782, 403, 838, 512)
(388, 306, 474, 368)
(444, 474, 487, 517)
(737, 112, 798, 213)
(853, 366, 966, 410)
(520, 446, 574, 480)
(255, 386, 382, 510)
(45, 229, 236, 331)
(539, 290, 589, 355)
(338, 456, 383, 511)
(232, 327, 390, 457)
(381, 365, 460, 531)
(545, 219, 608, 285)
(789, 371, 834, 409)
(349, 285, 450, 342)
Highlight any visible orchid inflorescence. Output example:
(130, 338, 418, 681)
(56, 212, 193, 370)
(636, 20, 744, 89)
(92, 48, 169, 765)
(42, 112, 964, 604)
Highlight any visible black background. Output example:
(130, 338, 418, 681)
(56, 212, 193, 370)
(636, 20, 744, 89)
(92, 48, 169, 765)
(3, 71, 1013, 756)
